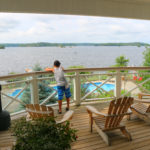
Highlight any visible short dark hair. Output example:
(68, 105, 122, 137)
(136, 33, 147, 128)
(54, 60, 61, 67)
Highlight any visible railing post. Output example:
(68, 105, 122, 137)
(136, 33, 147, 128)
(114, 70, 122, 98)
(73, 71, 81, 106)
(30, 75, 39, 104)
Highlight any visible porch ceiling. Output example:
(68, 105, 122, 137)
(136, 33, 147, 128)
(0, 0, 150, 20)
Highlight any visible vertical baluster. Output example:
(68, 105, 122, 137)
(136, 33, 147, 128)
(115, 70, 122, 98)
(73, 71, 81, 106)
(30, 74, 39, 104)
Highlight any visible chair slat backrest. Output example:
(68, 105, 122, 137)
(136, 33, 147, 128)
(105, 97, 133, 129)
(146, 105, 150, 113)
(26, 104, 54, 119)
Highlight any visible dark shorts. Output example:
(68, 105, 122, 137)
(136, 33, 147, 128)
(57, 86, 71, 100)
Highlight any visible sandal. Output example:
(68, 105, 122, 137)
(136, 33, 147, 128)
(58, 110, 62, 114)
(66, 107, 69, 111)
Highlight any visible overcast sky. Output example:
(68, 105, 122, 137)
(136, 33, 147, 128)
(0, 13, 150, 43)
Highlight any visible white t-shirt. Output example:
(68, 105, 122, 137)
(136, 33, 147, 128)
(54, 66, 69, 88)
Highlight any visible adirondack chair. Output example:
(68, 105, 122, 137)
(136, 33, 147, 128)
(130, 93, 150, 123)
(138, 93, 150, 99)
(26, 104, 74, 124)
(86, 97, 134, 146)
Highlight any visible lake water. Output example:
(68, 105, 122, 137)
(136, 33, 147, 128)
(0, 46, 146, 75)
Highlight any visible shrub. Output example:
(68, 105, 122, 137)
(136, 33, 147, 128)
(67, 65, 90, 75)
(110, 55, 129, 72)
(19, 64, 57, 110)
(11, 117, 77, 150)
(138, 47, 150, 91)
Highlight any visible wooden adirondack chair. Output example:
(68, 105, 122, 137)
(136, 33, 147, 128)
(86, 97, 134, 146)
(138, 93, 150, 99)
(26, 104, 74, 124)
(130, 93, 150, 123)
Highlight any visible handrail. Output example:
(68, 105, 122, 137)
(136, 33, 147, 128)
(1, 66, 150, 115)
(0, 66, 150, 81)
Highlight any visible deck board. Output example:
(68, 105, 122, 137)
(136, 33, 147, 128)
(1, 103, 150, 150)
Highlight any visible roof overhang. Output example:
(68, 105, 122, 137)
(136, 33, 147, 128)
(0, 0, 150, 20)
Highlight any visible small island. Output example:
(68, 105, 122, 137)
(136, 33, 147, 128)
(0, 45, 5, 49)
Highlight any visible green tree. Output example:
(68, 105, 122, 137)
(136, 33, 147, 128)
(19, 64, 56, 109)
(110, 55, 129, 72)
(115, 55, 129, 67)
(143, 47, 150, 67)
(67, 65, 90, 75)
(140, 47, 150, 91)
(32, 63, 43, 71)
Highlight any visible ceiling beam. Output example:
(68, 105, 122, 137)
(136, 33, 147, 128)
(0, 0, 150, 20)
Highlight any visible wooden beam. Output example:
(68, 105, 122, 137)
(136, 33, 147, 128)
(0, 0, 150, 20)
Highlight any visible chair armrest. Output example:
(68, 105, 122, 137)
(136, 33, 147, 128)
(127, 108, 132, 115)
(86, 105, 107, 117)
(56, 110, 74, 124)
(134, 98, 150, 104)
(139, 93, 150, 96)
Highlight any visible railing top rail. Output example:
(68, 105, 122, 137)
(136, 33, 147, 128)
(0, 66, 150, 81)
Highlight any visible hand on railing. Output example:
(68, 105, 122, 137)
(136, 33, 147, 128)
(25, 68, 32, 72)
(45, 67, 54, 72)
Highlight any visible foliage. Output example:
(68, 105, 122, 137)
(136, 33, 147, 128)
(115, 55, 129, 67)
(3, 42, 150, 47)
(7, 72, 25, 83)
(67, 65, 90, 75)
(19, 64, 56, 109)
(143, 47, 150, 67)
(110, 55, 129, 73)
(81, 82, 90, 98)
(11, 117, 77, 150)
(139, 47, 150, 91)
(32, 63, 43, 71)
(0, 45, 5, 49)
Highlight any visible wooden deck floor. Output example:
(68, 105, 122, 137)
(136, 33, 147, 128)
(1, 102, 150, 150)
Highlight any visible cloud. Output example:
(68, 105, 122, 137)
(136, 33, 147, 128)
(0, 17, 19, 32)
(0, 13, 150, 43)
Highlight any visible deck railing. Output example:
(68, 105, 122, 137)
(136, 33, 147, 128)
(0, 67, 150, 116)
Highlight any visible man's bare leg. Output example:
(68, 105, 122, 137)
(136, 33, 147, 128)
(66, 97, 70, 110)
(58, 100, 62, 113)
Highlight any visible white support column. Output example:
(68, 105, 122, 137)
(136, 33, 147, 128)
(73, 71, 81, 106)
(114, 70, 122, 98)
(30, 75, 39, 104)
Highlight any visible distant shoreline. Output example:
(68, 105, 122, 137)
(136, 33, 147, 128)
(1, 42, 149, 48)
(0, 45, 5, 49)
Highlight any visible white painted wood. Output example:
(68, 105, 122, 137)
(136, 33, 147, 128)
(74, 71, 81, 106)
(10, 110, 26, 116)
(0, 67, 150, 81)
(84, 76, 114, 97)
(56, 110, 74, 124)
(40, 91, 57, 105)
(3, 83, 29, 110)
(94, 123, 110, 146)
(132, 80, 150, 93)
(122, 77, 150, 97)
(0, 67, 150, 114)
(1, 92, 26, 106)
(2, 80, 31, 86)
(115, 70, 122, 98)
(81, 76, 114, 100)
(30, 75, 39, 104)
(84, 97, 114, 101)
